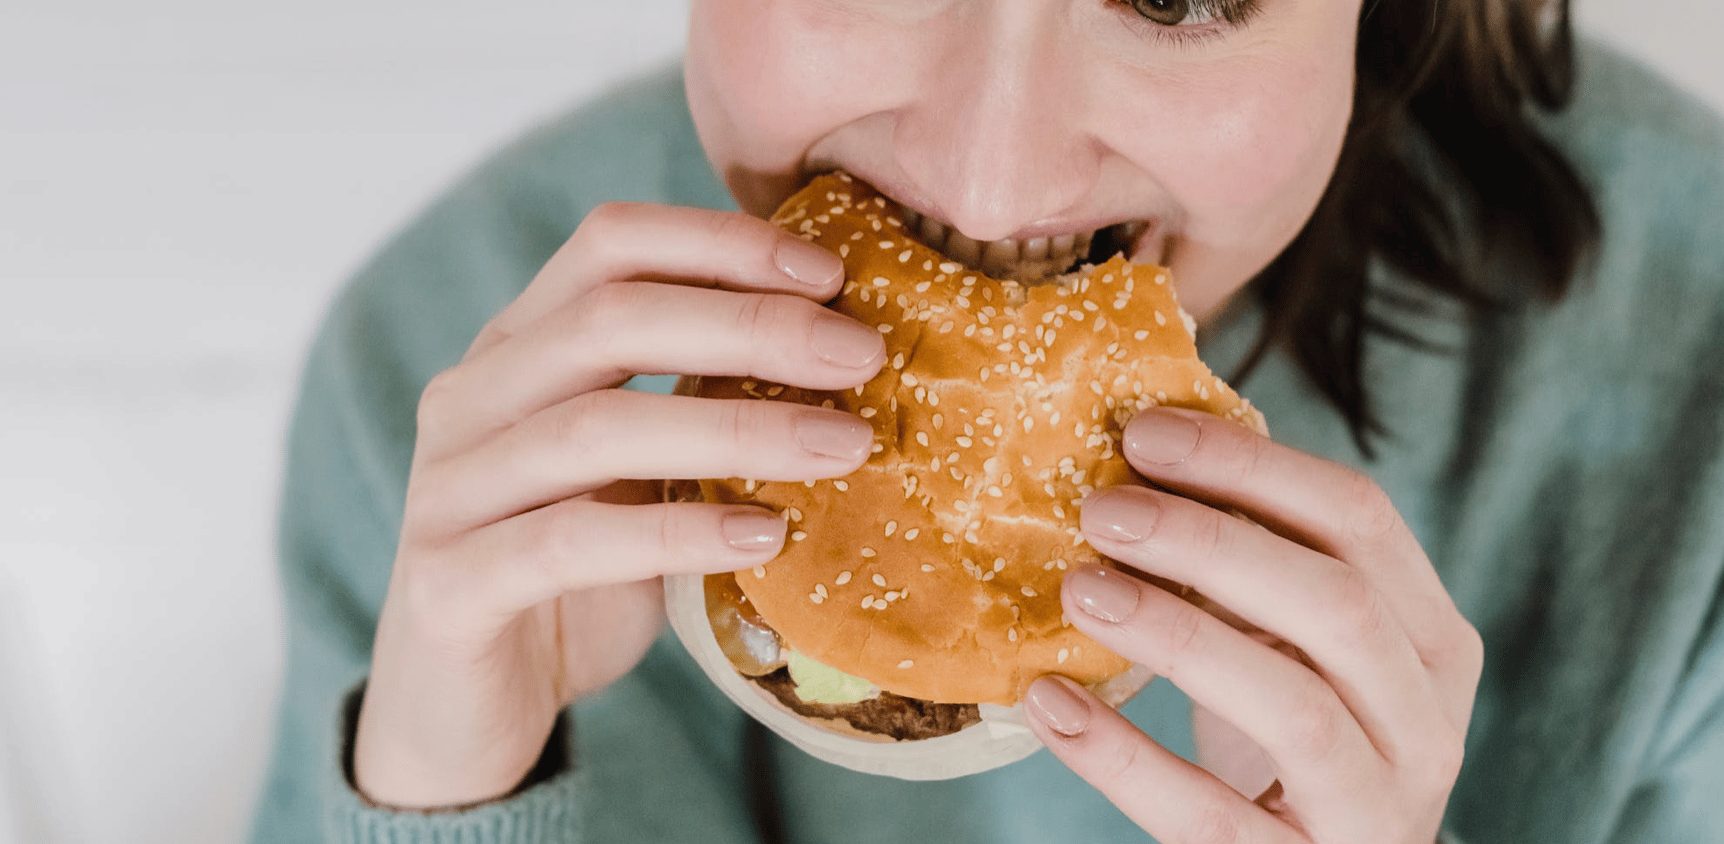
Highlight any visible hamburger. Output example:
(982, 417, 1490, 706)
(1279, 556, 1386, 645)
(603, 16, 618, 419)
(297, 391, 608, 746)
(665, 172, 1266, 778)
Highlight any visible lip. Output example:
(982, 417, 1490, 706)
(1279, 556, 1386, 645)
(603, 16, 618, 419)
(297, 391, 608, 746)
(826, 165, 1156, 246)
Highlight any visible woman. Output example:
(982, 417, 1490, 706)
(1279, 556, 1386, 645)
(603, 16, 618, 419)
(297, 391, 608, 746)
(252, 2, 1724, 842)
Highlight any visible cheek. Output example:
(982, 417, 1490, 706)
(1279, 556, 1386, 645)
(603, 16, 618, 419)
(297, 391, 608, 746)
(687, 1, 912, 203)
(1117, 51, 1354, 244)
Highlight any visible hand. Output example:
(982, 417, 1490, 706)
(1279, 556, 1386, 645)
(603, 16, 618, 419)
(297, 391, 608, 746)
(1023, 407, 1484, 844)
(353, 202, 887, 808)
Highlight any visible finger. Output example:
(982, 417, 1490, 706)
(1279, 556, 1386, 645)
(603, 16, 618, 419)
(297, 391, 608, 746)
(1058, 566, 1385, 812)
(1079, 486, 1452, 759)
(470, 203, 846, 358)
(422, 390, 874, 529)
(419, 282, 885, 453)
(1120, 408, 1465, 663)
(437, 499, 788, 617)
(1023, 675, 1300, 844)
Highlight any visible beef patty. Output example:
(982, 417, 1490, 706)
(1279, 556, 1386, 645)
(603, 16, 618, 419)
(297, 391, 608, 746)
(752, 667, 982, 740)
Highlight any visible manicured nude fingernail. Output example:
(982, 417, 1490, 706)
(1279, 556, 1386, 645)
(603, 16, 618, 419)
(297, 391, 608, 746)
(775, 239, 843, 287)
(721, 511, 785, 550)
(809, 312, 886, 369)
(793, 410, 873, 460)
(1125, 410, 1201, 466)
(1080, 489, 1155, 543)
(1026, 676, 1091, 737)
(1065, 566, 1141, 623)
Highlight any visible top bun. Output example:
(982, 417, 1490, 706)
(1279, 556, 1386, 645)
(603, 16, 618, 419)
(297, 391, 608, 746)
(692, 172, 1266, 706)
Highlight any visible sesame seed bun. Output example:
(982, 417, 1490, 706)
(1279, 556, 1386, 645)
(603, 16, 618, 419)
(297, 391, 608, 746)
(673, 171, 1266, 728)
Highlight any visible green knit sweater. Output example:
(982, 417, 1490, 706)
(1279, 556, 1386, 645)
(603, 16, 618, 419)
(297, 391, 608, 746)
(251, 43, 1724, 844)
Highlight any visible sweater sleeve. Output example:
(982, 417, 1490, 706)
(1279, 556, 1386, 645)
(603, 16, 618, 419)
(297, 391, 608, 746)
(247, 77, 764, 841)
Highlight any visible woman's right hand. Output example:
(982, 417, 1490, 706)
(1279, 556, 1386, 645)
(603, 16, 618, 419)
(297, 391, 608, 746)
(351, 202, 885, 809)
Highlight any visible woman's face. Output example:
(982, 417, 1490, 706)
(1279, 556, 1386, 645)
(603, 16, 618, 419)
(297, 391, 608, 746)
(685, 0, 1361, 320)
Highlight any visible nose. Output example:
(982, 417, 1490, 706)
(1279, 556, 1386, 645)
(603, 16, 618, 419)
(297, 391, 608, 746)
(893, 9, 1097, 242)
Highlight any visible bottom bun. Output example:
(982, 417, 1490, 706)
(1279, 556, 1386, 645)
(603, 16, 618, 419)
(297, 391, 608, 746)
(663, 572, 1153, 780)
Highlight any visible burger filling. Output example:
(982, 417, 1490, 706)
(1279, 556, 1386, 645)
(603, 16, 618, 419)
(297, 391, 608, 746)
(706, 573, 981, 740)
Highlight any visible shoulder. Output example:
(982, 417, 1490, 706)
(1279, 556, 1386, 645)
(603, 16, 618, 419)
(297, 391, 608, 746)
(1528, 39, 1724, 379)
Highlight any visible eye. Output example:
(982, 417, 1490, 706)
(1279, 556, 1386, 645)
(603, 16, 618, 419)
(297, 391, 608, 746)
(1125, 0, 1219, 26)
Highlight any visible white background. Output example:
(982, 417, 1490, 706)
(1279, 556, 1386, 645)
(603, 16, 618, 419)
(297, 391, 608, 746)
(1, 4, 1719, 843)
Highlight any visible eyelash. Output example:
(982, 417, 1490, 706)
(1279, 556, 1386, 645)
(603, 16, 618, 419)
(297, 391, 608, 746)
(1105, 0, 1263, 47)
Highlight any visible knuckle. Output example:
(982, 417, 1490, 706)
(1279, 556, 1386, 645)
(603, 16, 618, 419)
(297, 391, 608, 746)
(1184, 505, 1234, 563)
(1331, 565, 1390, 643)
(1149, 599, 1206, 674)
(1216, 422, 1270, 488)
(578, 200, 645, 236)
(1183, 800, 1244, 844)
(1284, 676, 1344, 761)
(552, 389, 619, 452)
(416, 368, 462, 430)
(1435, 614, 1486, 680)
(1344, 471, 1401, 546)
(731, 291, 778, 343)
(717, 399, 773, 451)
(1094, 731, 1150, 784)
(653, 504, 704, 559)
(1428, 726, 1468, 784)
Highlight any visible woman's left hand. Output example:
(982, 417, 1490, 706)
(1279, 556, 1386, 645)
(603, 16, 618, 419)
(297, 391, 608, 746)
(1025, 407, 1484, 844)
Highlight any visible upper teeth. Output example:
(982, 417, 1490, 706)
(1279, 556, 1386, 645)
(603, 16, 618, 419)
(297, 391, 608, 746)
(896, 206, 1146, 282)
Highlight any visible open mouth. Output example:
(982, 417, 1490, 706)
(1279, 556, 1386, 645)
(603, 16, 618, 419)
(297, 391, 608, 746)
(895, 204, 1152, 284)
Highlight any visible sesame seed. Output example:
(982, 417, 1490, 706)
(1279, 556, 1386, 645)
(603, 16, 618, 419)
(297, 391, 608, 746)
(872, 573, 888, 587)
(859, 407, 877, 418)
(885, 590, 901, 601)
(898, 659, 914, 669)
(1008, 627, 1019, 642)
(791, 530, 808, 542)
(885, 520, 897, 536)
(833, 479, 850, 491)
(1134, 329, 1151, 341)
(993, 557, 1006, 572)
(753, 566, 767, 579)
(898, 249, 913, 263)
(861, 547, 878, 558)
(921, 563, 936, 572)
(815, 584, 829, 598)
(788, 506, 803, 521)
(861, 594, 875, 608)
(809, 592, 824, 604)
(956, 436, 973, 448)
(916, 431, 930, 447)
(1021, 585, 1038, 597)
(836, 570, 853, 585)
(1154, 310, 1167, 326)
(1057, 648, 1070, 664)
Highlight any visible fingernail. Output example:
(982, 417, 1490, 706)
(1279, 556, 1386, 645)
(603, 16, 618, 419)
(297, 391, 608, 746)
(1079, 489, 1155, 543)
(1065, 566, 1141, 623)
(775, 239, 843, 287)
(1026, 676, 1091, 737)
(721, 511, 785, 550)
(793, 410, 873, 460)
(810, 312, 886, 369)
(1125, 410, 1201, 466)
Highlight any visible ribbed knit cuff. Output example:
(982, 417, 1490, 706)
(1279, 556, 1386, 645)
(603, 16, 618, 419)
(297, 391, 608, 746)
(321, 684, 585, 844)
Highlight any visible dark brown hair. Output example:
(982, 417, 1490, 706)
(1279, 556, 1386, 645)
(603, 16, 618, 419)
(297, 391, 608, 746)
(1231, 0, 1600, 457)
